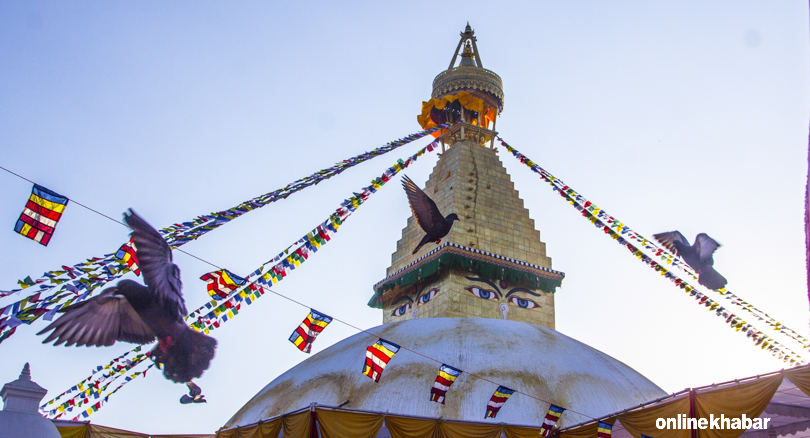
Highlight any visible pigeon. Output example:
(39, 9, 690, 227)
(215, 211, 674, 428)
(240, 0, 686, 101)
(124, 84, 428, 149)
(180, 381, 206, 404)
(653, 231, 727, 290)
(38, 209, 217, 384)
(402, 175, 460, 254)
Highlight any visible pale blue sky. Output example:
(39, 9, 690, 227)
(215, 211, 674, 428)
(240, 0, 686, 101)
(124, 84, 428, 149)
(0, 1, 808, 434)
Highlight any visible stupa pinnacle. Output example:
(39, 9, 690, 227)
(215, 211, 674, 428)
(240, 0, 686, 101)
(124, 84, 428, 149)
(370, 24, 564, 329)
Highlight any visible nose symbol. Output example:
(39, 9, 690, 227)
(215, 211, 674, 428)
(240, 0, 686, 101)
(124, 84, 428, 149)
(499, 303, 509, 320)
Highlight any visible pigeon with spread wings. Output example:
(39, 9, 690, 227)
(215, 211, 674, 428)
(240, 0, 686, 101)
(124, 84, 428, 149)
(38, 209, 217, 384)
(402, 175, 460, 254)
(653, 231, 727, 290)
(180, 381, 207, 404)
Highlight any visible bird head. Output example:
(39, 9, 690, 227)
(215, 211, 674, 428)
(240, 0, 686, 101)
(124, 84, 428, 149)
(447, 213, 460, 222)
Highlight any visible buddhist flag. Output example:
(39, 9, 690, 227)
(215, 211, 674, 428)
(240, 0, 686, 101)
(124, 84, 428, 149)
(289, 309, 332, 353)
(485, 385, 515, 418)
(362, 338, 400, 382)
(200, 269, 246, 299)
(429, 364, 462, 404)
(14, 184, 69, 246)
(597, 421, 613, 438)
(540, 404, 565, 436)
(115, 239, 140, 276)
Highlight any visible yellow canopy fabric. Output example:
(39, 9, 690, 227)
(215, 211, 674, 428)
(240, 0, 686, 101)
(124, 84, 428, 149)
(438, 420, 503, 438)
(57, 425, 88, 438)
(502, 425, 543, 438)
(315, 409, 384, 438)
(618, 396, 690, 438)
(384, 415, 440, 438)
(785, 365, 810, 397)
(282, 411, 311, 438)
(560, 417, 616, 438)
(694, 374, 783, 438)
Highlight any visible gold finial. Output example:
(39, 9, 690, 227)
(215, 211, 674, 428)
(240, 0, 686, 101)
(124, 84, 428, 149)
(461, 41, 474, 59)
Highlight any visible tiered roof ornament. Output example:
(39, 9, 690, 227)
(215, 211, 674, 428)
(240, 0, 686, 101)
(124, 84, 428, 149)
(418, 23, 504, 147)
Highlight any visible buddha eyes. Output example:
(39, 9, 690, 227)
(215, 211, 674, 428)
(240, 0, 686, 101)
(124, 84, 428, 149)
(466, 286, 498, 300)
(417, 289, 438, 305)
(509, 296, 540, 309)
(391, 303, 411, 317)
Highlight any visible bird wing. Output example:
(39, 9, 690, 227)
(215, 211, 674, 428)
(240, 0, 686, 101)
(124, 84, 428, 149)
(124, 209, 187, 318)
(653, 231, 689, 256)
(694, 233, 721, 263)
(37, 287, 156, 347)
(402, 175, 445, 233)
(187, 381, 202, 397)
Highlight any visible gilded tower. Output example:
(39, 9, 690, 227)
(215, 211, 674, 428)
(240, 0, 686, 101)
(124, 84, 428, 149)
(369, 24, 565, 328)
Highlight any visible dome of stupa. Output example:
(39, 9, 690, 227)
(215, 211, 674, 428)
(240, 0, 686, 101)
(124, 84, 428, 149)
(225, 318, 665, 428)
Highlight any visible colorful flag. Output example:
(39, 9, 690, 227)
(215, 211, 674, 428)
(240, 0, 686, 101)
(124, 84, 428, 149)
(485, 385, 515, 418)
(289, 309, 333, 353)
(14, 184, 69, 246)
(115, 239, 140, 276)
(200, 269, 246, 299)
(362, 338, 400, 382)
(597, 421, 613, 438)
(540, 404, 565, 436)
(429, 364, 462, 404)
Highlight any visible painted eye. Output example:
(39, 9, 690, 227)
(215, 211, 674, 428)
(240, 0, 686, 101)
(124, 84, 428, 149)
(509, 297, 540, 309)
(466, 286, 498, 300)
(391, 303, 410, 317)
(417, 289, 439, 305)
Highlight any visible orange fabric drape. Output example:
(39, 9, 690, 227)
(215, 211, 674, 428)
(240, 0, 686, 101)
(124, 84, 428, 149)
(384, 415, 441, 438)
(694, 374, 783, 438)
(417, 91, 496, 135)
(315, 409, 384, 438)
(259, 419, 283, 438)
(234, 424, 262, 438)
(618, 396, 690, 438)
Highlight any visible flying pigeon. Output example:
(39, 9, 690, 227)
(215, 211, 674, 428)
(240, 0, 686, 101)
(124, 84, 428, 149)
(180, 381, 206, 404)
(402, 175, 460, 254)
(38, 209, 217, 384)
(653, 231, 727, 290)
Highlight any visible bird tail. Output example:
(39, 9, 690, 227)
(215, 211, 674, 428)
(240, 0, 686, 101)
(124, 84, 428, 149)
(698, 267, 727, 290)
(412, 234, 431, 255)
(151, 327, 217, 383)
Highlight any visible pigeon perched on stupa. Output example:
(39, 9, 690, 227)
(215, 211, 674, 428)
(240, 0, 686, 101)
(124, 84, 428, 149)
(402, 175, 460, 254)
(38, 209, 217, 384)
(180, 381, 206, 404)
(653, 231, 727, 290)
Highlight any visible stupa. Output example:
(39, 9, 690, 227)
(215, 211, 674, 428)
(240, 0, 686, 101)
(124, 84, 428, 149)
(225, 24, 665, 430)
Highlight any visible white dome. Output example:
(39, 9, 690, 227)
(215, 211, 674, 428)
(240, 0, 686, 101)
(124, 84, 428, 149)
(226, 318, 665, 428)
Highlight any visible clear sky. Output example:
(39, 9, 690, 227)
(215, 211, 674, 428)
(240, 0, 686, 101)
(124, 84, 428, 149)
(0, 1, 808, 434)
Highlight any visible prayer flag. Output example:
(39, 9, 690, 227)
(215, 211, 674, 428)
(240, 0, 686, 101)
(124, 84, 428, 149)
(597, 421, 612, 438)
(540, 404, 565, 436)
(485, 385, 515, 418)
(14, 184, 69, 246)
(115, 239, 140, 276)
(288, 309, 333, 353)
(362, 338, 400, 382)
(200, 269, 246, 299)
(429, 364, 462, 404)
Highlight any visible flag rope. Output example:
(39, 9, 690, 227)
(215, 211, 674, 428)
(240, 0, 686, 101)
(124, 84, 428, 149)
(39, 137, 444, 420)
(497, 137, 807, 364)
(0, 123, 453, 343)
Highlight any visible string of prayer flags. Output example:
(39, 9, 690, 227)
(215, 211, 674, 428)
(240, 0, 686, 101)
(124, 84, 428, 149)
(115, 239, 140, 276)
(289, 309, 333, 353)
(0, 125, 452, 345)
(540, 404, 566, 436)
(362, 338, 400, 382)
(497, 137, 808, 365)
(597, 421, 613, 438)
(14, 184, 69, 246)
(200, 270, 246, 300)
(429, 364, 462, 404)
(485, 385, 515, 418)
